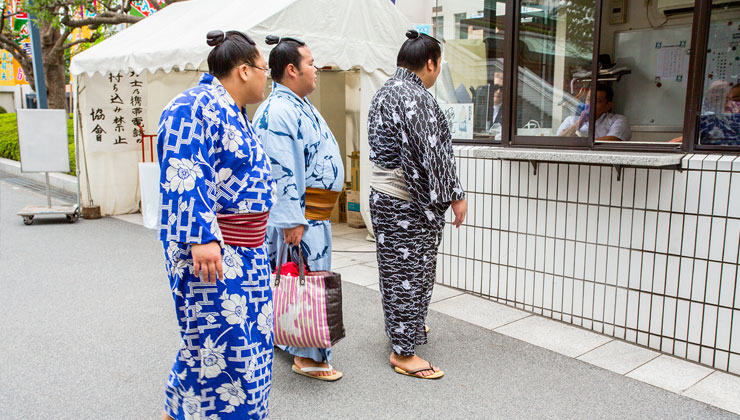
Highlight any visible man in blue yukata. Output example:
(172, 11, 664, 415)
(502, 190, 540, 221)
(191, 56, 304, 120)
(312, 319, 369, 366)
(254, 36, 344, 381)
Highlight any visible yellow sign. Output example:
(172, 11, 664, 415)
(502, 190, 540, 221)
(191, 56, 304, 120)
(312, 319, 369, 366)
(14, 58, 28, 85)
(0, 51, 29, 86)
(0, 50, 15, 86)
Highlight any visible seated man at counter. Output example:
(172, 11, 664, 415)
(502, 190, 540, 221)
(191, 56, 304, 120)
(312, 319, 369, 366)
(556, 83, 631, 141)
(487, 72, 504, 139)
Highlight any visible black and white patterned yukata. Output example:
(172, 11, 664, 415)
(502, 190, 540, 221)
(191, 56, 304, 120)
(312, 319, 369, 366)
(367, 67, 465, 356)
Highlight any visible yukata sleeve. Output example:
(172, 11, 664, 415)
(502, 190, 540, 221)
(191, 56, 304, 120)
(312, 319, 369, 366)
(158, 99, 222, 245)
(259, 105, 309, 230)
(399, 92, 465, 221)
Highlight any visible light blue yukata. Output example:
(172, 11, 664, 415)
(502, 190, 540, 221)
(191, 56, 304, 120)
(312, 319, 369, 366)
(158, 73, 275, 420)
(253, 81, 344, 363)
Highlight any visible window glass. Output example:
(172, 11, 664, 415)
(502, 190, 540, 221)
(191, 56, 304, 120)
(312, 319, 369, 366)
(434, 15, 445, 39)
(513, 0, 595, 140)
(697, 2, 740, 146)
(434, 0, 506, 142)
(595, 2, 694, 145)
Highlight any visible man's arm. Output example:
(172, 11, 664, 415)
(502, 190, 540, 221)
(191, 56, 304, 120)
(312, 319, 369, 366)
(556, 116, 580, 136)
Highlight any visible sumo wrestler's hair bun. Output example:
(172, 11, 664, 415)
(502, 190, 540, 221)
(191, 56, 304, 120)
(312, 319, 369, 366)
(207, 30, 225, 47)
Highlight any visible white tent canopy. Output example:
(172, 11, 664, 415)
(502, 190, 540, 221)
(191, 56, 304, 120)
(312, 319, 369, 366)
(71, 0, 410, 223)
(70, 0, 408, 76)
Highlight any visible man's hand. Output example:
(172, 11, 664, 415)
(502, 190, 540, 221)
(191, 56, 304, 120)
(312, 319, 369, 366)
(191, 241, 223, 284)
(451, 199, 467, 228)
(284, 225, 305, 245)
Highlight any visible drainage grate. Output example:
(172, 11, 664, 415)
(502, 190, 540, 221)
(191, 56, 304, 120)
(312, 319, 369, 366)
(0, 173, 77, 204)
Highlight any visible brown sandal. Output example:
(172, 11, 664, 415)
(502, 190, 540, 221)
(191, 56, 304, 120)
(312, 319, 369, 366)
(393, 362, 444, 379)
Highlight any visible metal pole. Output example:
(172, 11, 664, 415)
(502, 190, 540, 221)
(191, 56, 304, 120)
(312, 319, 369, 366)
(27, 1, 48, 109)
(45, 172, 51, 207)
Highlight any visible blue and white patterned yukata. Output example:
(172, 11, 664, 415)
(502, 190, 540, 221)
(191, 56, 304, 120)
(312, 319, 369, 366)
(158, 73, 275, 420)
(253, 82, 344, 363)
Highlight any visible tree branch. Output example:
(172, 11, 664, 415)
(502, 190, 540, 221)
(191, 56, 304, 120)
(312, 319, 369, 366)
(64, 32, 101, 49)
(61, 12, 142, 29)
(51, 26, 72, 55)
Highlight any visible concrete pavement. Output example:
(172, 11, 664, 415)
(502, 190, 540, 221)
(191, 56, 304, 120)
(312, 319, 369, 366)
(0, 181, 737, 420)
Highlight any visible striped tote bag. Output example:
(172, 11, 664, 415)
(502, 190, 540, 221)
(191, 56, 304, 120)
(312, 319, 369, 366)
(272, 246, 345, 348)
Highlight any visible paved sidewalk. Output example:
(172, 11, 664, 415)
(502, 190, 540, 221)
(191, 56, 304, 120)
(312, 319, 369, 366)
(0, 181, 737, 419)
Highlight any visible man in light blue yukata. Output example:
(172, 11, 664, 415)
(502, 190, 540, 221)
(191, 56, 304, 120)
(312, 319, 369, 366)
(253, 35, 345, 381)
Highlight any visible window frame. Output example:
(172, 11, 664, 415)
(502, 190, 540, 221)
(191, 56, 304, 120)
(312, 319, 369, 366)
(439, 0, 739, 153)
(683, 0, 740, 154)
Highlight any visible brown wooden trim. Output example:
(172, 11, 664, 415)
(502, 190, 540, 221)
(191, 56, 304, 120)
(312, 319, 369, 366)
(693, 145, 740, 155)
(452, 137, 501, 145)
(502, 1, 517, 147)
(683, 0, 712, 153)
(588, 0, 603, 147)
(592, 142, 683, 153)
(512, 135, 588, 147)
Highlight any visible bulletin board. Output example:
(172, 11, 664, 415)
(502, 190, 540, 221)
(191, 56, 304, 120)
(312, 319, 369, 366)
(17, 109, 70, 173)
(703, 19, 740, 93)
(613, 25, 692, 128)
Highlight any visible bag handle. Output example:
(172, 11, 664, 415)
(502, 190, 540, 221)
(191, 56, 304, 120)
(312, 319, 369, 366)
(274, 242, 306, 287)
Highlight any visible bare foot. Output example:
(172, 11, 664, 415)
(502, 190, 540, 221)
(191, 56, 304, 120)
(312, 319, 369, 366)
(293, 356, 340, 377)
(389, 353, 441, 377)
(162, 410, 174, 420)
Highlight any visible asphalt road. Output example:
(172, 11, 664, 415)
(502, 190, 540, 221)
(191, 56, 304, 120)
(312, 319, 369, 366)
(0, 181, 736, 420)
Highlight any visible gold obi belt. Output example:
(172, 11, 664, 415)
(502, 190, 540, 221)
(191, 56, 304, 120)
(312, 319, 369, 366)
(305, 187, 341, 221)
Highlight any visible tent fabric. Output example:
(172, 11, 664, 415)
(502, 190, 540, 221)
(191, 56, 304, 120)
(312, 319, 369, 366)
(70, 0, 409, 76)
(71, 0, 411, 219)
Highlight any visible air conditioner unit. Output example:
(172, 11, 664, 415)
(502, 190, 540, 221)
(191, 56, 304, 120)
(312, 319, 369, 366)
(657, 0, 739, 17)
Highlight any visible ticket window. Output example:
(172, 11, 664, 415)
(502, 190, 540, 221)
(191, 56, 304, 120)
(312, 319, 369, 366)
(696, 2, 740, 146)
(432, 0, 507, 143)
(591, 1, 696, 144)
(511, 0, 597, 142)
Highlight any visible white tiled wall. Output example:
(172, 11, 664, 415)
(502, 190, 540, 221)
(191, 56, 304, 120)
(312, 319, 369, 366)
(439, 147, 740, 375)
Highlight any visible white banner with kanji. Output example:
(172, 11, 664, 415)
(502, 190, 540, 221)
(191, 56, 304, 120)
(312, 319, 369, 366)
(82, 71, 148, 152)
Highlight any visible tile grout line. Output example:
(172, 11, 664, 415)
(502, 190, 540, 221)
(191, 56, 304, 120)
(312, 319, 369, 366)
(622, 353, 663, 377)
(429, 292, 466, 305)
(574, 339, 615, 359)
(680, 371, 716, 394)
(491, 314, 534, 331)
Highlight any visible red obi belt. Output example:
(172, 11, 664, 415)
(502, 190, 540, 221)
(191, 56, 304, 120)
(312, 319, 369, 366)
(216, 212, 269, 248)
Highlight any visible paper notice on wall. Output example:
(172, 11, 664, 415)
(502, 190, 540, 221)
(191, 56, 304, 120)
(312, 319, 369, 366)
(656, 46, 684, 79)
(83, 71, 148, 152)
(442, 103, 474, 140)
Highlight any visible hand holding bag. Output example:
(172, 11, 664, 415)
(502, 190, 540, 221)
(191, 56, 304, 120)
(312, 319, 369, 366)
(272, 244, 345, 348)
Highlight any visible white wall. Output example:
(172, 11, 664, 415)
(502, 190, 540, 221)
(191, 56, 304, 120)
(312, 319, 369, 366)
(441, 147, 740, 375)
(393, 0, 435, 24)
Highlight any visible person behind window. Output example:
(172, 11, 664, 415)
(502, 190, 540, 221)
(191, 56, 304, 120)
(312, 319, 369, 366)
(697, 83, 740, 145)
(724, 84, 740, 114)
(487, 72, 504, 138)
(556, 83, 631, 141)
(670, 83, 740, 144)
(491, 72, 504, 126)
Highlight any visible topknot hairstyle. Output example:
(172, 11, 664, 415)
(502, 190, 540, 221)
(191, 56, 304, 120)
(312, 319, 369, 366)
(266, 35, 308, 82)
(397, 29, 441, 71)
(206, 30, 260, 79)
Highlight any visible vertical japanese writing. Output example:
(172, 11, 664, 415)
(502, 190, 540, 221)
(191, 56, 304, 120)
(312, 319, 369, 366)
(84, 72, 148, 152)
(108, 72, 126, 145)
(129, 72, 144, 143)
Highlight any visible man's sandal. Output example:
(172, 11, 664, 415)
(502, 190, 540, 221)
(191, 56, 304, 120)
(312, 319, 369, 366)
(393, 362, 444, 379)
(291, 364, 343, 381)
